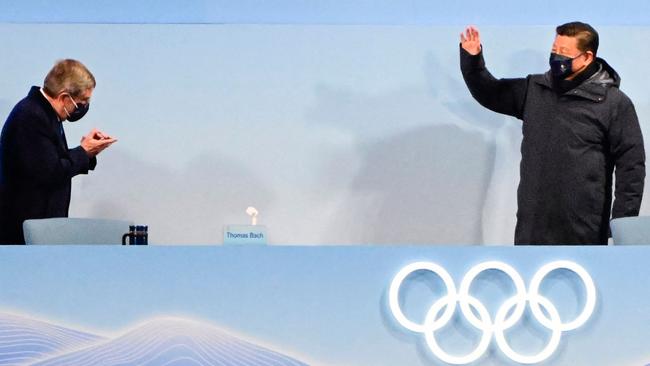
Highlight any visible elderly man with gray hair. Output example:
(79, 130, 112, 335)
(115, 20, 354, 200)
(0, 59, 116, 244)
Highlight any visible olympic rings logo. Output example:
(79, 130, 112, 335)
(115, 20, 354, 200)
(388, 260, 596, 365)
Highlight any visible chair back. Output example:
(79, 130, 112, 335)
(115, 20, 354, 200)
(23, 218, 134, 245)
(610, 216, 650, 245)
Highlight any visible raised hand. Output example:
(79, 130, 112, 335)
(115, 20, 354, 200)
(460, 26, 482, 55)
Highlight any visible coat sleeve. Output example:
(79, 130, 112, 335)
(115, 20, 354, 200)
(11, 111, 92, 187)
(609, 96, 645, 218)
(460, 45, 528, 120)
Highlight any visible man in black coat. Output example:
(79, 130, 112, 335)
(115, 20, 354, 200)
(460, 22, 645, 245)
(0, 59, 116, 244)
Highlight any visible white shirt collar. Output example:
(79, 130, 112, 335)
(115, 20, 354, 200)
(39, 87, 62, 122)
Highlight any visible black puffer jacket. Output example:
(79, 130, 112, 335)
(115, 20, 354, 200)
(460, 47, 645, 245)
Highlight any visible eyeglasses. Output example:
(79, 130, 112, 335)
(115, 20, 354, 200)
(64, 93, 90, 107)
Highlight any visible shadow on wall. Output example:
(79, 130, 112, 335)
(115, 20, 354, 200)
(70, 148, 273, 244)
(306, 48, 547, 244)
(330, 124, 494, 244)
(69, 44, 546, 245)
(307, 52, 511, 244)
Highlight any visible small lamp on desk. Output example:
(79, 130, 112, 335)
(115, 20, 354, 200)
(246, 206, 258, 226)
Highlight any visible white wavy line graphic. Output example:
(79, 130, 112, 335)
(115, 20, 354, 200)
(0, 314, 100, 340)
(192, 326, 306, 366)
(31, 318, 308, 366)
(158, 356, 204, 366)
(0, 322, 102, 344)
(0, 335, 83, 352)
(0, 313, 105, 366)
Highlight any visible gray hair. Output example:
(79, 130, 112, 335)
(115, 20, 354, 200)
(43, 59, 96, 98)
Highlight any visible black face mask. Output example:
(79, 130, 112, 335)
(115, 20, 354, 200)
(549, 52, 582, 79)
(64, 95, 90, 122)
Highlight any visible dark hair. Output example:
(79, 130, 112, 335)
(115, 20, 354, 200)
(556, 22, 599, 56)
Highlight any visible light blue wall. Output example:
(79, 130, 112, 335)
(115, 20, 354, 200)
(1, 246, 649, 365)
(1, 0, 649, 25)
(1, 4, 648, 244)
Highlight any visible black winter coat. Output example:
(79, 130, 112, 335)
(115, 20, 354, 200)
(0, 86, 96, 244)
(460, 48, 645, 245)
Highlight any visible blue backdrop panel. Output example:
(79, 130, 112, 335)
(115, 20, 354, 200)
(0, 246, 649, 365)
(1, 0, 649, 25)
(2, 24, 648, 244)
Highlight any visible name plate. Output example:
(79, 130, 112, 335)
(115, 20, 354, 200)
(224, 225, 267, 245)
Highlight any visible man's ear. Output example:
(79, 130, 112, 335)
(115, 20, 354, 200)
(585, 50, 595, 63)
(55, 92, 66, 103)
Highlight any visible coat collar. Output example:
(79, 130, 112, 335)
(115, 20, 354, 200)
(28, 86, 61, 122)
(533, 58, 620, 102)
(27, 86, 68, 151)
